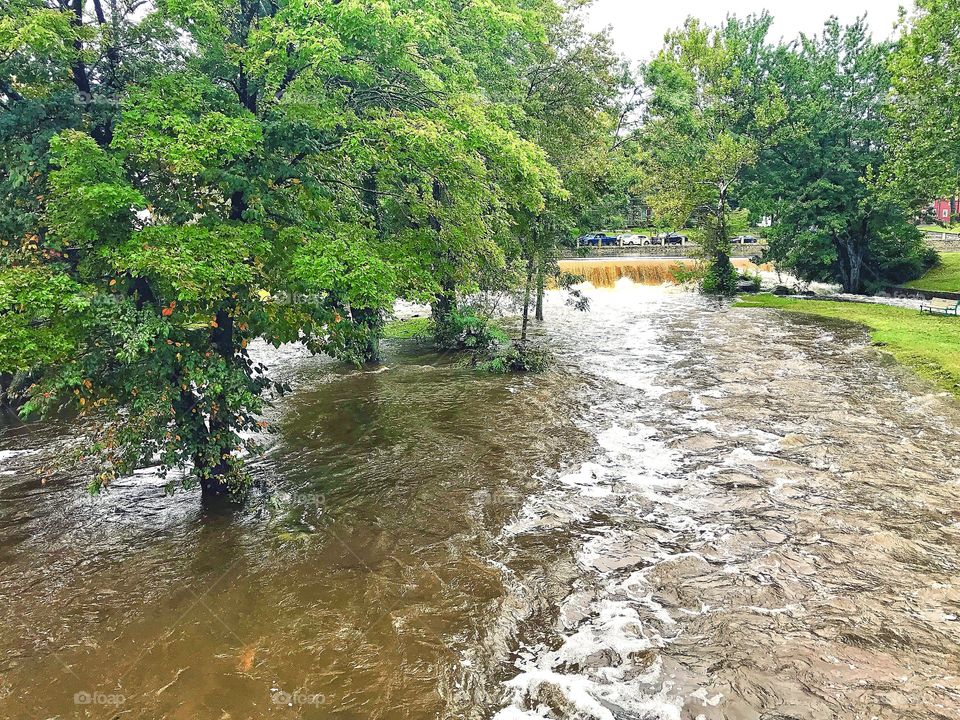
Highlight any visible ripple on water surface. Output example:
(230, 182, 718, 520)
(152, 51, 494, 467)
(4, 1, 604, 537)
(1, 284, 960, 720)
(487, 284, 960, 720)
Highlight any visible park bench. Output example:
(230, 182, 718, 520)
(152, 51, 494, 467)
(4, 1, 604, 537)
(920, 298, 960, 316)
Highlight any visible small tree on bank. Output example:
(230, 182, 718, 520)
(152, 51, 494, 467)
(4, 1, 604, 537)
(639, 14, 783, 295)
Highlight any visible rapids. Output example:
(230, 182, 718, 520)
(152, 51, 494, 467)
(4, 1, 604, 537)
(1, 282, 958, 719)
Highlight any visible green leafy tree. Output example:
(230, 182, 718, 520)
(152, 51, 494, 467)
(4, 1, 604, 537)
(1, 0, 561, 502)
(756, 18, 931, 292)
(519, 16, 636, 323)
(884, 0, 960, 218)
(639, 14, 784, 295)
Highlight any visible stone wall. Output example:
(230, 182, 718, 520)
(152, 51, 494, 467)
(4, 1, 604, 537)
(924, 231, 960, 252)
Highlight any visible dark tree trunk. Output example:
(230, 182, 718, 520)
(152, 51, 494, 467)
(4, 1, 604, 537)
(535, 257, 545, 322)
(836, 236, 864, 294)
(229, 191, 246, 221)
(427, 179, 457, 331)
(0, 373, 12, 407)
(199, 307, 237, 503)
(520, 255, 534, 345)
(350, 306, 382, 364)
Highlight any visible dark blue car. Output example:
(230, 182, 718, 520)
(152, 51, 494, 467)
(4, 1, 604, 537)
(578, 233, 620, 247)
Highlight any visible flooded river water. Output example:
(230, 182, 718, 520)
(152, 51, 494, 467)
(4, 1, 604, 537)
(2, 284, 960, 719)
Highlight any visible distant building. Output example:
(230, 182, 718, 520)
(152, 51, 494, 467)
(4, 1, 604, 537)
(932, 197, 958, 222)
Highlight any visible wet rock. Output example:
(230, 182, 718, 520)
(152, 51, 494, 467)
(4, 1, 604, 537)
(621, 648, 659, 680)
(777, 433, 813, 450)
(558, 590, 597, 629)
(761, 529, 787, 545)
(669, 433, 723, 451)
(597, 698, 649, 719)
(530, 681, 579, 718)
(563, 647, 623, 674)
(711, 472, 768, 489)
(659, 390, 692, 408)
(772, 285, 791, 295)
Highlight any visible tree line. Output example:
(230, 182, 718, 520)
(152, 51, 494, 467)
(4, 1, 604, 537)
(0, 0, 635, 500)
(1, 0, 956, 502)
(638, 2, 958, 296)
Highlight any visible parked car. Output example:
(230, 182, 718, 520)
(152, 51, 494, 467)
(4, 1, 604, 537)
(732, 235, 759, 244)
(577, 233, 619, 247)
(661, 232, 688, 246)
(644, 235, 663, 246)
(619, 234, 650, 246)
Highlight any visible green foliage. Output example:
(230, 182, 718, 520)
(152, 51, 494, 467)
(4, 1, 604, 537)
(433, 306, 508, 354)
(112, 224, 270, 303)
(738, 269, 762, 293)
(46, 131, 146, 250)
(0, 0, 584, 500)
(671, 262, 705, 286)
(639, 14, 778, 293)
(382, 317, 432, 340)
(883, 0, 960, 209)
(0, 266, 89, 373)
(745, 17, 929, 293)
(701, 259, 739, 296)
(476, 343, 551, 374)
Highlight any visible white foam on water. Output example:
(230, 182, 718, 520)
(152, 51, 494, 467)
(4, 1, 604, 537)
(0, 449, 36, 465)
(491, 287, 715, 719)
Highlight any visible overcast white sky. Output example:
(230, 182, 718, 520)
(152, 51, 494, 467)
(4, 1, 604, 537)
(585, 0, 906, 64)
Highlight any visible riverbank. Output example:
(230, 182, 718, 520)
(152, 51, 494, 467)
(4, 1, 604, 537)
(736, 293, 960, 397)
(903, 252, 960, 293)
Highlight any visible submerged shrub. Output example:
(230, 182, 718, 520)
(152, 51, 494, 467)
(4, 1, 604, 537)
(434, 306, 508, 354)
(701, 260, 740, 296)
(476, 343, 551, 374)
(738, 270, 762, 292)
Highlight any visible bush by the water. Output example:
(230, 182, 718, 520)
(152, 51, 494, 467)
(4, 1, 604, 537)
(701, 260, 740, 296)
(433, 307, 509, 354)
(476, 343, 551, 374)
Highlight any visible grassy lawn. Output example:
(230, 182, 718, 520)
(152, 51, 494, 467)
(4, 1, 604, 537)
(903, 252, 960, 293)
(736, 294, 960, 397)
(383, 316, 432, 339)
(918, 224, 960, 234)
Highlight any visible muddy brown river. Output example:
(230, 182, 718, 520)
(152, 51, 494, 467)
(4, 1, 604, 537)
(1, 284, 959, 719)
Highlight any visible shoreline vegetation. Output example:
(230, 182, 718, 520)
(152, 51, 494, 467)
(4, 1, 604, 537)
(736, 294, 960, 398)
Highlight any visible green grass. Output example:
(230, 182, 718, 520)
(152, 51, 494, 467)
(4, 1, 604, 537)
(903, 253, 960, 293)
(383, 316, 432, 339)
(736, 294, 960, 397)
(918, 224, 960, 234)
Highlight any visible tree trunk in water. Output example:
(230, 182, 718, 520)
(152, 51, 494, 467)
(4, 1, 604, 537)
(847, 241, 863, 294)
(431, 280, 456, 325)
(520, 255, 534, 345)
(535, 258, 545, 322)
(200, 307, 237, 504)
(350, 307, 382, 364)
(427, 179, 457, 337)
